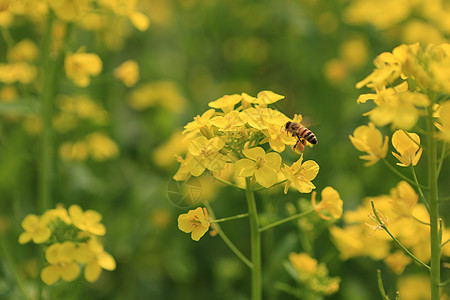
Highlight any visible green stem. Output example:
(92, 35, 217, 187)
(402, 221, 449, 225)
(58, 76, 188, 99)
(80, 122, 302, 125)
(438, 196, 450, 202)
(411, 166, 430, 211)
(253, 179, 287, 192)
(39, 12, 56, 214)
(377, 270, 389, 300)
(245, 177, 262, 300)
(208, 173, 245, 190)
(259, 209, 315, 232)
(427, 107, 441, 300)
(371, 202, 430, 270)
(382, 158, 428, 190)
(210, 213, 249, 223)
(0, 234, 32, 300)
(437, 141, 446, 178)
(204, 203, 252, 268)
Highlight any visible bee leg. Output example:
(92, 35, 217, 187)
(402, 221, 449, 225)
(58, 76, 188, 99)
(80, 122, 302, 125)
(293, 139, 305, 152)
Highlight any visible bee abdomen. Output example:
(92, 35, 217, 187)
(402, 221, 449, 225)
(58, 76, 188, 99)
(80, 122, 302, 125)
(300, 128, 317, 144)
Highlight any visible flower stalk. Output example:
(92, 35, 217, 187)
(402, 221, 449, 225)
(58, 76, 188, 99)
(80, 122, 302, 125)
(427, 106, 441, 300)
(39, 11, 56, 214)
(245, 177, 262, 300)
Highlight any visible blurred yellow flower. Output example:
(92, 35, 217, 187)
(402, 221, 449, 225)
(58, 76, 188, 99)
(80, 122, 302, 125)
(76, 237, 116, 282)
(127, 81, 186, 112)
(178, 207, 210, 241)
(349, 123, 388, 166)
(187, 136, 227, 176)
(65, 51, 102, 87)
(282, 154, 319, 193)
(114, 60, 139, 87)
(339, 38, 368, 69)
(289, 252, 317, 275)
(7, 39, 39, 62)
(128, 11, 150, 31)
(0, 62, 37, 84)
(311, 187, 343, 220)
(68, 204, 106, 236)
(59, 140, 89, 162)
(18, 214, 51, 244)
(209, 94, 242, 113)
(384, 250, 411, 274)
(86, 132, 119, 161)
(397, 274, 430, 300)
(438, 101, 450, 141)
(48, 0, 91, 22)
(234, 147, 281, 188)
(323, 59, 348, 84)
(390, 181, 418, 217)
(41, 242, 81, 285)
(391, 130, 422, 167)
(153, 131, 188, 168)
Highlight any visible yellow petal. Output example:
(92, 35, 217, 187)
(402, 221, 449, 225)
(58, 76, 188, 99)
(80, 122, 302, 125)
(41, 265, 60, 285)
(242, 147, 265, 161)
(234, 158, 256, 177)
(255, 166, 278, 188)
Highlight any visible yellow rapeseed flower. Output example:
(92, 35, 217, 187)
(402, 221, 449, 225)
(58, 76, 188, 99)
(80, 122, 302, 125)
(65, 51, 102, 87)
(59, 141, 89, 162)
(183, 109, 215, 134)
(86, 132, 119, 161)
(41, 242, 81, 285)
(311, 187, 343, 220)
(241, 90, 284, 107)
(18, 214, 51, 244)
(384, 250, 411, 275)
(76, 237, 116, 282)
(209, 94, 242, 113)
(187, 136, 227, 176)
(7, 39, 39, 62)
(209, 110, 245, 131)
(391, 130, 423, 167)
(177, 207, 210, 241)
(438, 101, 450, 141)
(282, 154, 319, 194)
(234, 147, 281, 188)
(289, 252, 318, 275)
(349, 123, 388, 166)
(389, 181, 418, 217)
(114, 60, 139, 87)
(68, 204, 106, 236)
(364, 90, 429, 130)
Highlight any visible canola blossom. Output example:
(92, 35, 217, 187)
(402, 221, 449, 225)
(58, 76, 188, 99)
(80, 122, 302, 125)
(177, 207, 211, 241)
(18, 204, 115, 285)
(173, 91, 316, 185)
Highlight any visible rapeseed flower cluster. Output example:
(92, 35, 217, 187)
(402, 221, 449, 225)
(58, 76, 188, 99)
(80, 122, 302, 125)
(345, 43, 450, 299)
(287, 252, 340, 296)
(175, 91, 343, 241)
(18, 204, 116, 285)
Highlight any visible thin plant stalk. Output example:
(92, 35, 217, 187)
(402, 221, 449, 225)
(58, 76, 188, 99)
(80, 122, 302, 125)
(427, 106, 441, 300)
(245, 177, 262, 300)
(205, 202, 252, 268)
(0, 235, 31, 300)
(39, 11, 55, 214)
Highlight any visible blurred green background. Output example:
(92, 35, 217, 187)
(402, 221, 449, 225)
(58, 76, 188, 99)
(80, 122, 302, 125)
(1, 0, 450, 299)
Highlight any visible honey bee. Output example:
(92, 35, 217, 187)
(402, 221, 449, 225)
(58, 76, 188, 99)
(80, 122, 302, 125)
(285, 121, 317, 152)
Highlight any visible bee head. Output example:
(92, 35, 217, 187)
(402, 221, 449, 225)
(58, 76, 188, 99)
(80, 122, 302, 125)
(285, 121, 291, 130)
